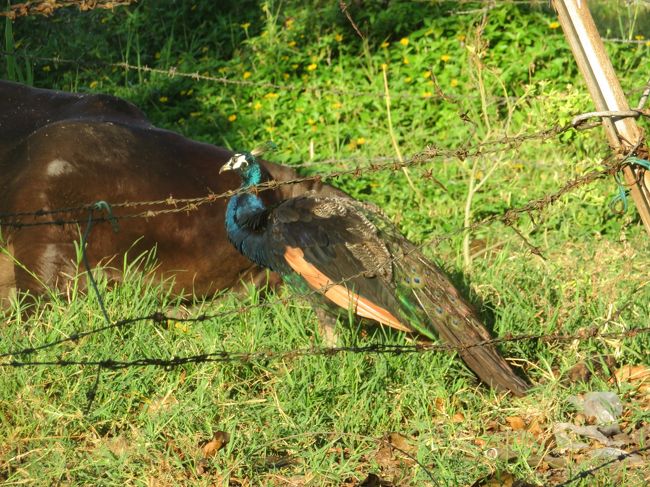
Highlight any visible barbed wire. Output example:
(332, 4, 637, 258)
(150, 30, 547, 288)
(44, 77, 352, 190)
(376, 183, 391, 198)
(2, 50, 460, 102)
(0, 0, 135, 20)
(2, 325, 648, 369)
(0, 121, 587, 227)
(3, 47, 643, 104)
(0, 143, 642, 364)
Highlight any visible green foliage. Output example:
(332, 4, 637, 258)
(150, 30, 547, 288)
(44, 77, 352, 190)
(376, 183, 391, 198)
(2, 0, 650, 485)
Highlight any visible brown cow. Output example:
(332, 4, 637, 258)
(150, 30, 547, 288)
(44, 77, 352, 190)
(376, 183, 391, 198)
(0, 80, 342, 303)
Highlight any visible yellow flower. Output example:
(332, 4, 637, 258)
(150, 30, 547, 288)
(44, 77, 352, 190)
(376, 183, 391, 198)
(356, 137, 366, 145)
(423, 70, 431, 79)
(295, 107, 304, 113)
(380, 41, 389, 48)
(283, 73, 290, 79)
(241, 22, 250, 29)
(218, 66, 228, 73)
(42, 65, 51, 72)
(264, 92, 279, 99)
(228, 114, 237, 122)
(89, 81, 99, 89)
(635, 34, 645, 41)
(310, 125, 317, 132)
(450, 78, 459, 87)
(440, 54, 451, 62)
(307, 118, 316, 125)
(291, 64, 299, 70)
(381, 63, 388, 70)
(404, 76, 412, 84)
(549, 21, 560, 29)
(266, 126, 275, 133)
(400, 37, 409, 46)
(288, 40, 297, 47)
(332, 101, 342, 109)
(403, 57, 409, 65)
(307, 63, 318, 71)
(422, 91, 433, 98)
(646, 41, 650, 47)
(243, 71, 252, 79)
(285, 18, 294, 29)
(159, 96, 168, 103)
(174, 322, 188, 333)
(253, 102, 262, 110)
(457, 34, 466, 42)
(335, 33, 343, 42)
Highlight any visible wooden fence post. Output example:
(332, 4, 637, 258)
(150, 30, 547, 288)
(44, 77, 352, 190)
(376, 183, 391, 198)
(553, 0, 650, 236)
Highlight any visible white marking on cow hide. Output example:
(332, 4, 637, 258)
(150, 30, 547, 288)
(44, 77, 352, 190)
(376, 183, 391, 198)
(47, 158, 73, 177)
(38, 243, 62, 285)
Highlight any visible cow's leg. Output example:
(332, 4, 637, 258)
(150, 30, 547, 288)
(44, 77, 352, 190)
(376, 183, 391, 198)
(0, 242, 17, 309)
(10, 231, 79, 303)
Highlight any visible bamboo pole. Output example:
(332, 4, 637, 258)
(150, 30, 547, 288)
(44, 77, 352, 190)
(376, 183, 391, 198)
(553, 0, 650, 236)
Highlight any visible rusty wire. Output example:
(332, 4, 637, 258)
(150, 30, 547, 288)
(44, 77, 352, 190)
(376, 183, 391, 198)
(0, 122, 572, 227)
(0, 0, 135, 19)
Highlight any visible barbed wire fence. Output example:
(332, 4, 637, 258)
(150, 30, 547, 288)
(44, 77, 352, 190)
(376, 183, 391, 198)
(2, 2, 650, 484)
(1, 108, 648, 368)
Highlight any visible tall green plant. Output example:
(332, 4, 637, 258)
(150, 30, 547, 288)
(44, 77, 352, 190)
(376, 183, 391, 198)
(4, 14, 33, 85)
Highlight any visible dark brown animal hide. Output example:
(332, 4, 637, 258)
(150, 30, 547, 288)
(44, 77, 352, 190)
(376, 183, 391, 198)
(0, 80, 343, 303)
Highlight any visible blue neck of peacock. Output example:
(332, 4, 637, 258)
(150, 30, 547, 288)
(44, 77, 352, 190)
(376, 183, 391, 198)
(225, 163, 270, 267)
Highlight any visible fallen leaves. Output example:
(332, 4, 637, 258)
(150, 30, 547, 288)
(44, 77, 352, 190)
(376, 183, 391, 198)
(614, 364, 650, 394)
(505, 416, 526, 431)
(201, 431, 230, 458)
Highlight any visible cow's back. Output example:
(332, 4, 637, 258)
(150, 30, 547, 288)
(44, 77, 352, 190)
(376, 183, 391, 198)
(0, 81, 342, 303)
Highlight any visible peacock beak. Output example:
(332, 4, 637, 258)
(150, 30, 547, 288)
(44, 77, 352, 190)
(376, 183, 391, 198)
(219, 158, 234, 174)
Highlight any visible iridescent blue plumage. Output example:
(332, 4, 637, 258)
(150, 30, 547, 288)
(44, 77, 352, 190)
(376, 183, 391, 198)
(221, 151, 529, 396)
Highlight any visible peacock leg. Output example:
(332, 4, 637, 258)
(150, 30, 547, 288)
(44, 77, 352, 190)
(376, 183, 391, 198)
(314, 306, 339, 347)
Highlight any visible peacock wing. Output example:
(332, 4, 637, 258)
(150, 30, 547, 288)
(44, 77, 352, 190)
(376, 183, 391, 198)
(267, 196, 411, 332)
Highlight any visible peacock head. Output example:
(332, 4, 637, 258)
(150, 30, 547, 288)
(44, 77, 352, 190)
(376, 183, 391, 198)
(219, 151, 262, 186)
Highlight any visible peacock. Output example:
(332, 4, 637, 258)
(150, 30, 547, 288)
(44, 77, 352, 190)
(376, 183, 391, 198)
(220, 149, 529, 396)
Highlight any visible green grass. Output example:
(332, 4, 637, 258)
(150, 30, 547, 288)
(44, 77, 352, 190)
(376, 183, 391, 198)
(2, 1, 650, 485)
